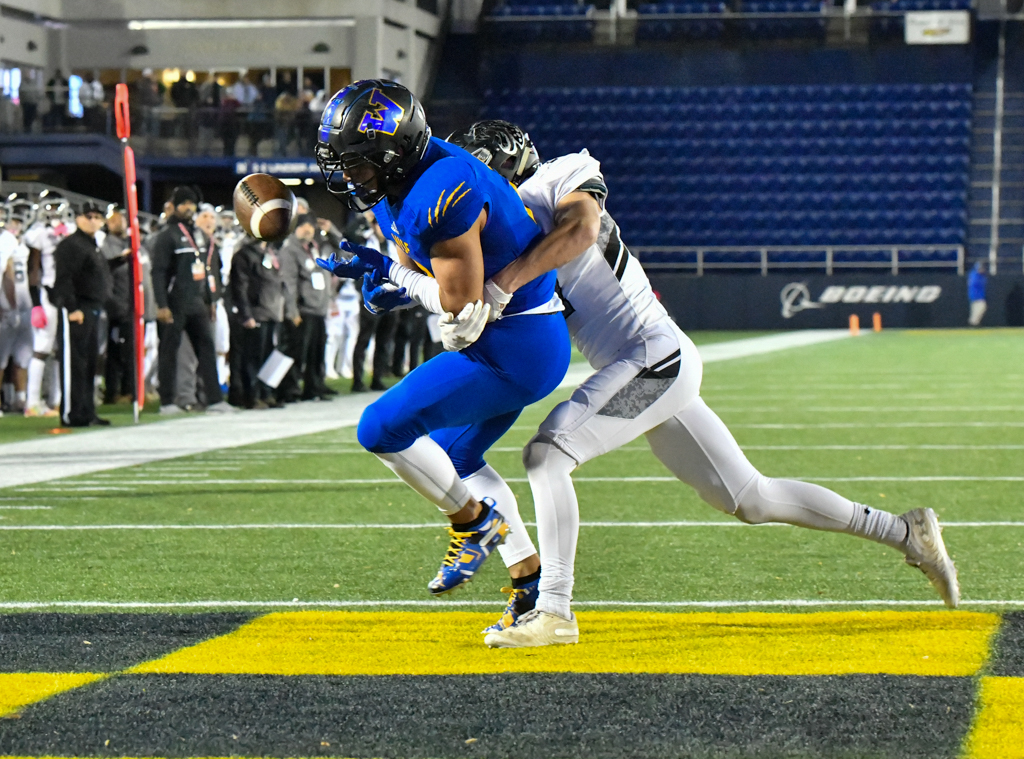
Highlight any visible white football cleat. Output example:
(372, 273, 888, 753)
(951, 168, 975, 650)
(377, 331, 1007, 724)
(484, 609, 579, 648)
(902, 507, 959, 609)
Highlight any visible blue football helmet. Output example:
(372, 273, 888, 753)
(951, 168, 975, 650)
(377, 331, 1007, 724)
(315, 79, 431, 211)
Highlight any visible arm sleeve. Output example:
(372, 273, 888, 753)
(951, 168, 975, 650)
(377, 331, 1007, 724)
(279, 244, 299, 320)
(149, 231, 173, 310)
(387, 263, 444, 315)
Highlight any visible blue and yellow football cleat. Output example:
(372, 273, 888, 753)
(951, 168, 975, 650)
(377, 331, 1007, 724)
(482, 578, 540, 634)
(428, 498, 509, 596)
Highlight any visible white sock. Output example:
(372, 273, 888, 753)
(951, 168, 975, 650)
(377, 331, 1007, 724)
(27, 357, 44, 408)
(463, 463, 537, 567)
(375, 436, 471, 516)
(524, 437, 579, 620)
(16, 390, 26, 405)
(847, 503, 909, 551)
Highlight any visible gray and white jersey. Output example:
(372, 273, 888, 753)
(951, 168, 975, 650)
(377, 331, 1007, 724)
(22, 222, 62, 288)
(516, 150, 669, 370)
(0, 231, 32, 311)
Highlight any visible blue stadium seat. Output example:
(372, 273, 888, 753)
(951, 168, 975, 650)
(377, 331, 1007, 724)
(487, 83, 971, 251)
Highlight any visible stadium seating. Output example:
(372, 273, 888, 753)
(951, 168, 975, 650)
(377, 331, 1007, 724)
(635, 2, 728, 41)
(482, 83, 972, 254)
(739, 0, 827, 40)
(487, 2, 596, 42)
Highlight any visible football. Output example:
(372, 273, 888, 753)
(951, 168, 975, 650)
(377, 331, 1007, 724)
(233, 173, 298, 242)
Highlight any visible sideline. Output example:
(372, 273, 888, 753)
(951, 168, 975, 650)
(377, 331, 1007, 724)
(0, 329, 850, 488)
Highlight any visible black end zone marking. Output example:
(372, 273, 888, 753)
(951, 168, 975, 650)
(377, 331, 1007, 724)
(0, 613, 253, 672)
(989, 611, 1024, 676)
(0, 673, 973, 758)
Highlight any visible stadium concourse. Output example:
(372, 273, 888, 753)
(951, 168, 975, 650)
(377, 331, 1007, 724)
(1, 328, 1024, 758)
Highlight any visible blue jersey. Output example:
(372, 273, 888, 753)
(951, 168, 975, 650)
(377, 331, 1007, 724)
(370, 137, 556, 315)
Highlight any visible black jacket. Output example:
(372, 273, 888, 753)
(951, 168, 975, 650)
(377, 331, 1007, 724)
(51, 228, 112, 312)
(227, 241, 285, 324)
(150, 216, 220, 314)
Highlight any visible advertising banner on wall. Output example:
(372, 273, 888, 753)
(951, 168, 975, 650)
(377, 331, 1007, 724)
(648, 274, 1024, 330)
(905, 11, 971, 44)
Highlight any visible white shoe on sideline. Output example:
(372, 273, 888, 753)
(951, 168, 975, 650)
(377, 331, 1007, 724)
(159, 404, 185, 415)
(484, 609, 579, 648)
(902, 507, 959, 609)
(205, 401, 237, 414)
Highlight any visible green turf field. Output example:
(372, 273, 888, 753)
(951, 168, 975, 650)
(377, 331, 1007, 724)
(1, 328, 1023, 758)
(0, 328, 1020, 609)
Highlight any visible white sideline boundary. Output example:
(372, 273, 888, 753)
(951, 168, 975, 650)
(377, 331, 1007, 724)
(0, 520, 1017, 531)
(0, 598, 1019, 610)
(0, 330, 850, 489)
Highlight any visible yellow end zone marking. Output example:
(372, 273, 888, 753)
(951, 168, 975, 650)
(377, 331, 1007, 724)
(130, 610, 998, 677)
(0, 673, 105, 717)
(964, 677, 1024, 759)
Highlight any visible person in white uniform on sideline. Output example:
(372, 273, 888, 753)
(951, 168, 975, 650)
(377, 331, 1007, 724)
(448, 121, 960, 648)
(22, 203, 67, 416)
(0, 214, 34, 411)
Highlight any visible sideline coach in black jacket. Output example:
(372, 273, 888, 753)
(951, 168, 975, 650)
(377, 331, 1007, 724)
(51, 202, 110, 427)
(227, 239, 285, 409)
(150, 186, 226, 413)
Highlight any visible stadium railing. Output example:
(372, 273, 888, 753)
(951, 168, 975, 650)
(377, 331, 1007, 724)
(485, 0, 972, 43)
(11, 105, 318, 159)
(633, 244, 966, 274)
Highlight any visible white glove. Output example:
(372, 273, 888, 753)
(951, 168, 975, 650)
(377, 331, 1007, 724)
(483, 279, 513, 322)
(439, 300, 491, 352)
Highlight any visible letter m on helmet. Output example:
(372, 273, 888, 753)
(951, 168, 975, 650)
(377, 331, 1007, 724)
(358, 89, 405, 137)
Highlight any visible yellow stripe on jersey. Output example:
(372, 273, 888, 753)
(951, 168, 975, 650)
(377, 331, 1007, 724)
(443, 182, 467, 216)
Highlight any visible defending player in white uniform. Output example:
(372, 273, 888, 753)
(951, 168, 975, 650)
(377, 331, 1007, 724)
(0, 217, 34, 411)
(449, 121, 959, 648)
(22, 209, 66, 416)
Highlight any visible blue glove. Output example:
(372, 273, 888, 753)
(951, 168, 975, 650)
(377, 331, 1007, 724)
(340, 239, 391, 278)
(314, 251, 375, 280)
(362, 270, 411, 315)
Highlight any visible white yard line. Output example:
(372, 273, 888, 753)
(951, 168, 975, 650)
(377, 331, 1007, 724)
(0, 330, 850, 489)
(0, 520, 1015, 531)
(0, 597, 1017, 610)
(15, 475, 1024, 491)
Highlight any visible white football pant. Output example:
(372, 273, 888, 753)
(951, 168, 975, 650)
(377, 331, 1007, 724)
(525, 323, 904, 620)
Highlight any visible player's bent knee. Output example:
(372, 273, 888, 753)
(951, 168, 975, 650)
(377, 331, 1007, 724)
(522, 434, 577, 474)
(732, 481, 774, 525)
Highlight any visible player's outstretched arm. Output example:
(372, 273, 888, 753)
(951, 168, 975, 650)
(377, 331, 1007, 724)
(490, 191, 601, 296)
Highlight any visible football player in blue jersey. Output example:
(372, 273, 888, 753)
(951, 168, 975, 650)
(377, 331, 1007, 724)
(314, 80, 570, 621)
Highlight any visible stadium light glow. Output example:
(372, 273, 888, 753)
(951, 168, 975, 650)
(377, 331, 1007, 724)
(127, 19, 356, 31)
